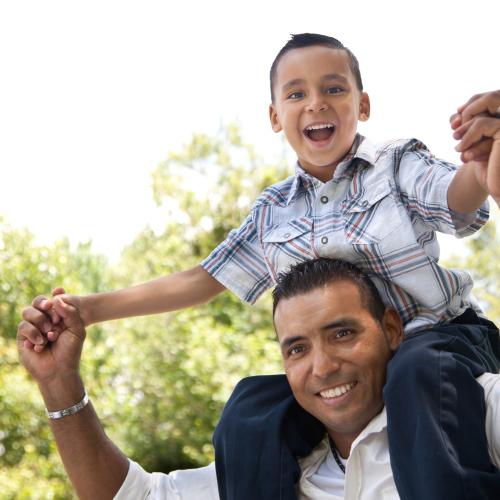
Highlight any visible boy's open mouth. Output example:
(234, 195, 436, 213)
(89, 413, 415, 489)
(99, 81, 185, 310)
(304, 123, 335, 142)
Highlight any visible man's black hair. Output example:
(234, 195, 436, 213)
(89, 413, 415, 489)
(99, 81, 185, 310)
(272, 258, 385, 323)
(270, 33, 363, 102)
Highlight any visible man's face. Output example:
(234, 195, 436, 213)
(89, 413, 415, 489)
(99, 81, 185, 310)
(269, 46, 370, 182)
(275, 281, 401, 449)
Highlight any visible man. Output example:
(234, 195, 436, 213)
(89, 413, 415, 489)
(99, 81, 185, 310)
(18, 258, 500, 499)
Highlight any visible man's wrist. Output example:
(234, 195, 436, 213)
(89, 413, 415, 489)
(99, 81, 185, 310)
(38, 373, 85, 412)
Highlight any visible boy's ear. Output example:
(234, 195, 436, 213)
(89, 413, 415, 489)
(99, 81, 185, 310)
(358, 92, 370, 122)
(269, 104, 282, 133)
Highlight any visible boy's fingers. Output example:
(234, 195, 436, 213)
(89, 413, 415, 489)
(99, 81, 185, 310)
(457, 93, 482, 114)
(52, 297, 85, 336)
(461, 138, 493, 162)
(460, 91, 500, 124)
(51, 287, 66, 296)
(450, 112, 462, 130)
(455, 117, 500, 152)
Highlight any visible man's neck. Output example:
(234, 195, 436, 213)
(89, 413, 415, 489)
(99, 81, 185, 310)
(328, 431, 357, 459)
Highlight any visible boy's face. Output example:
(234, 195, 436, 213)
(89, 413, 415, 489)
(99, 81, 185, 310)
(269, 46, 370, 182)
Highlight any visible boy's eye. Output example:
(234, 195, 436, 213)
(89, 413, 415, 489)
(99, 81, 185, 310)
(287, 91, 304, 100)
(326, 86, 343, 95)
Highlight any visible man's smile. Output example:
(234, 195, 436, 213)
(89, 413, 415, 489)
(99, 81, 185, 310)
(318, 381, 358, 400)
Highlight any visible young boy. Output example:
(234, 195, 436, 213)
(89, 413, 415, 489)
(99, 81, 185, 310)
(30, 34, 500, 498)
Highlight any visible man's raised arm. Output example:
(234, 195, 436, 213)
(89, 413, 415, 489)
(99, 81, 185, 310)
(18, 297, 131, 499)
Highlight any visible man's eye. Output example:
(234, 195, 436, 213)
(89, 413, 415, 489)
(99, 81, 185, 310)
(326, 86, 343, 95)
(287, 91, 304, 100)
(335, 329, 351, 339)
(289, 345, 305, 356)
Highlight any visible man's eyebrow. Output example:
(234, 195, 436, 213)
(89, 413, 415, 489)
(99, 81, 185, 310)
(280, 335, 305, 350)
(320, 317, 359, 331)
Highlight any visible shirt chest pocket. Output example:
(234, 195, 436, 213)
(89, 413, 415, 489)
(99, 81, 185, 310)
(344, 178, 404, 245)
(261, 217, 315, 275)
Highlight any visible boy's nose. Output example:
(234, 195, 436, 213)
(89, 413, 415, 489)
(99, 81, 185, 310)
(306, 94, 329, 112)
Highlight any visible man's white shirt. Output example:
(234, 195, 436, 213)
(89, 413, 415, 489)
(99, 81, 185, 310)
(114, 373, 500, 499)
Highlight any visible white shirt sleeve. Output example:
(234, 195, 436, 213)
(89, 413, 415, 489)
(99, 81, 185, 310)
(114, 460, 219, 500)
(477, 372, 500, 467)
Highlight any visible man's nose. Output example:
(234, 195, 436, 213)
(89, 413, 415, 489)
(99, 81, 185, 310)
(311, 348, 340, 379)
(306, 92, 328, 113)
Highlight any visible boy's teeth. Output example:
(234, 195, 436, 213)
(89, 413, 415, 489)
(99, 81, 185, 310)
(319, 382, 356, 399)
(306, 124, 333, 131)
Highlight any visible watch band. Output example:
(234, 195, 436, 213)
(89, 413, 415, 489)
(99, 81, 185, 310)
(46, 392, 89, 420)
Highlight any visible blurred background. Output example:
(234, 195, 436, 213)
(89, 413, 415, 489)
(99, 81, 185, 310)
(1, 0, 499, 497)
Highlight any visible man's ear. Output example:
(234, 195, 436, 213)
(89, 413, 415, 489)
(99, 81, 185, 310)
(358, 92, 370, 122)
(269, 104, 282, 133)
(381, 308, 403, 352)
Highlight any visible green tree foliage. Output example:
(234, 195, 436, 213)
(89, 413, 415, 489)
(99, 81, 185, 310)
(0, 125, 288, 496)
(0, 222, 110, 498)
(446, 208, 500, 324)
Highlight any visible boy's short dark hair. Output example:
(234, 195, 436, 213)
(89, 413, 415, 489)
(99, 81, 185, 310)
(270, 33, 363, 102)
(272, 257, 386, 323)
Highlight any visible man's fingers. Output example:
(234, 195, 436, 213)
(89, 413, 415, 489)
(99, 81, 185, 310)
(18, 318, 48, 348)
(21, 305, 53, 335)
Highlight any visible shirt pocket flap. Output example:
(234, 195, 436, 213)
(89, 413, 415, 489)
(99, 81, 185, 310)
(348, 178, 392, 213)
(263, 219, 312, 243)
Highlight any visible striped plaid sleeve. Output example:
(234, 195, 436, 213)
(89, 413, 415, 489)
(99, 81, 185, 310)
(201, 212, 273, 304)
(395, 139, 489, 237)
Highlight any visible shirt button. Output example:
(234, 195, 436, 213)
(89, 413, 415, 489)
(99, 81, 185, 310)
(283, 232, 291, 238)
(321, 236, 328, 245)
(361, 200, 369, 207)
(320, 196, 329, 204)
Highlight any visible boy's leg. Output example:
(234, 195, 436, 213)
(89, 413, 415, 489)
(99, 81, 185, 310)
(384, 310, 500, 500)
(212, 374, 324, 500)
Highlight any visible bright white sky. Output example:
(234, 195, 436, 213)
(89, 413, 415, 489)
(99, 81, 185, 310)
(1, 0, 499, 261)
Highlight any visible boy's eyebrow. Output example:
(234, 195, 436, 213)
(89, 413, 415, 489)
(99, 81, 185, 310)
(281, 73, 349, 93)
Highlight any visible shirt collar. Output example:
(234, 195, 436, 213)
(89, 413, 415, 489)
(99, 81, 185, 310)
(287, 134, 377, 204)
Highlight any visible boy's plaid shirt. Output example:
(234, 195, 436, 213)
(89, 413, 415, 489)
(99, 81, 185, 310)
(202, 135, 489, 334)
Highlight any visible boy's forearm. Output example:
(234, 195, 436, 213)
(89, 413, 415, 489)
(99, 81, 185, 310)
(447, 163, 489, 213)
(83, 266, 226, 325)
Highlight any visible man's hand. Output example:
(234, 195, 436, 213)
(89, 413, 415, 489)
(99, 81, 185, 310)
(21, 288, 91, 353)
(451, 90, 500, 205)
(18, 296, 86, 386)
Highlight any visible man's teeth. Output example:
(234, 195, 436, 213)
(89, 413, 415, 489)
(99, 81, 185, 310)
(320, 382, 356, 399)
(306, 124, 334, 131)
